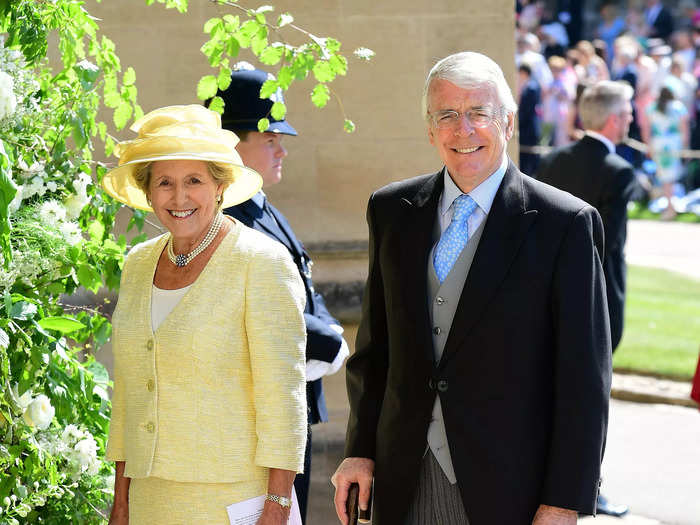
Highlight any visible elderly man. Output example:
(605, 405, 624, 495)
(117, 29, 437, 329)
(332, 52, 611, 525)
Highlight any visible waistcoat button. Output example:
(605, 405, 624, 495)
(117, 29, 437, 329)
(146, 339, 154, 351)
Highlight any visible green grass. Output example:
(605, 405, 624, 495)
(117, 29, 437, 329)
(613, 266, 700, 380)
(627, 202, 700, 223)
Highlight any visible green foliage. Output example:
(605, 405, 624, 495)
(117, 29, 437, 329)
(0, 1, 150, 522)
(194, 1, 373, 133)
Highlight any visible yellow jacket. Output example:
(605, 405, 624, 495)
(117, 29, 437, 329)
(106, 221, 307, 482)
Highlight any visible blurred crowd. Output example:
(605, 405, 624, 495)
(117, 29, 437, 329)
(515, 0, 700, 218)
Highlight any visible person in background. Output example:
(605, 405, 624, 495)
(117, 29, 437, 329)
(642, 86, 690, 219)
(103, 105, 307, 525)
(577, 40, 610, 82)
(644, 0, 674, 41)
(332, 50, 611, 525)
(537, 81, 639, 518)
(517, 62, 542, 175)
(211, 63, 350, 524)
(544, 55, 576, 146)
(596, 3, 626, 65)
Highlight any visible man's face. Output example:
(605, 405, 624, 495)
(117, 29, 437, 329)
(235, 131, 288, 187)
(427, 79, 513, 192)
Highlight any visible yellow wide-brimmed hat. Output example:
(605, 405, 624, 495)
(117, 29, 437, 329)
(102, 104, 262, 211)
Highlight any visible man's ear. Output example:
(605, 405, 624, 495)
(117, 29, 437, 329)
(505, 113, 515, 141)
(428, 125, 436, 146)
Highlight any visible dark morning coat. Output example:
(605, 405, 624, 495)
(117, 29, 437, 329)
(536, 135, 638, 350)
(345, 161, 612, 525)
(224, 198, 342, 424)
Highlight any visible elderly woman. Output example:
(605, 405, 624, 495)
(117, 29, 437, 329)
(102, 105, 307, 524)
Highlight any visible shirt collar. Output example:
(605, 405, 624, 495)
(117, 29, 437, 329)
(441, 154, 508, 217)
(250, 190, 266, 209)
(585, 130, 615, 154)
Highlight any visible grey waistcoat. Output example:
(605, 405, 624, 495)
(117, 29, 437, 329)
(425, 217, 486, 483)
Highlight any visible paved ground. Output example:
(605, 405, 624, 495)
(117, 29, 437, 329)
(626, 220, 700, 280)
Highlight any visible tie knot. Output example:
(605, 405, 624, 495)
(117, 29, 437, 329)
(452, 194, 477, 222)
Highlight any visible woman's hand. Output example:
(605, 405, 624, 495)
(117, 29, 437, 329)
(256, 500, 290, 525)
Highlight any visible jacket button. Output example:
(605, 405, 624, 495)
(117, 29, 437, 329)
(146, 340, 154, 351)
(146, 379, 155, 392)
(145, 422, 155, 433)
(436, 296, 445, 305)
(437, 379, 448, 392)
(433, 327, 441, 335)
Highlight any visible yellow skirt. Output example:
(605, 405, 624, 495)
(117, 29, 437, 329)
(128, 476, 268, 524)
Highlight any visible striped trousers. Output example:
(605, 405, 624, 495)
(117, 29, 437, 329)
(404, 451, 470, 525)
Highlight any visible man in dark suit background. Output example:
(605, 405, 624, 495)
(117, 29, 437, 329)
(517, 62, 542, 176)
(213, 63, 349, 523)
(537, 80, 639, 518)
(332, 51, 611, 525)
(645, 0, 674, 40)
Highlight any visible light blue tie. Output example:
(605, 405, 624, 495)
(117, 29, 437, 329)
(433, 194, 478, 283)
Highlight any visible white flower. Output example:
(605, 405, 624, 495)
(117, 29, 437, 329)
(61, 424, 84, 445)
(39, 200, 66, 226)
(22, 394, 55, 430)
(74, 435, 97, 468)
(58, 221, 82, 246)
(0, 70, 17, 121)
(353, 47, 375, 61)
(8, 186, 22, 214)
(73, 173, 92, 196)
(64, 192, 89, 220)
(76, 59, 99, 74)
(45, 181, 58, 192)
(11, 383, 32, 410)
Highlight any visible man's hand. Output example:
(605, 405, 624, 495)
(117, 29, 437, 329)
(532, 504, 577, 525)
(331, 457, 375, 525)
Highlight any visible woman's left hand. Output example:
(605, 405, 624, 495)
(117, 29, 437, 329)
(255, 500, 289, 525)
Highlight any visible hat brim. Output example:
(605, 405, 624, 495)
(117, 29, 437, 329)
(102, 154, 262, 212)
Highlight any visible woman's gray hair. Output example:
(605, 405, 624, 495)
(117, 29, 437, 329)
(578, 80, 634, 131)
(421, 52, 518, 122)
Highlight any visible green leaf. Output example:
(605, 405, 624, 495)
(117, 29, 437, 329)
(88, 220, 105, 241)
(0, 328, 8, 349)
(270, 101, 286, 120)
(344, 119, 356, 133)
(311, 83, 330, 108)
(76, 264, 102, 294)
(103, 90, 121, 108)
(251, 26, 268, 55)
(329, 54, 348, 76)
(259, 79, 279, 99)
(257, 118, 270, 132)
(197, 75, 218, 100)
(326, 38, 341, 53)
(97, 121, 107, 141)
(122, 66, 136, 86)
(217, 67, 232, 91)
(203, 17, 222, 34)
(312, 61, 335, 82)
(113, 102, 133, 130)
(277, 13, 293, 27)
(0, 141, 17, 267)
(208, 95, 225, 115)
(277, 66, 294, 89)
(10, 301, 37, 321)
(259, 44, 284, 65)
(37, 317, 85, 334)
(223, 14, 239, 30)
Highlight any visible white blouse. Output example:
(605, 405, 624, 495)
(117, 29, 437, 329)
(151, 284, 191, 332)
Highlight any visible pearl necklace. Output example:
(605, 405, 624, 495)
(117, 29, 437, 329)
(167, 212, 224, 267)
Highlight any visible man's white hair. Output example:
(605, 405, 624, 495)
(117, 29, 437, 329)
(421, 52, 518, 122)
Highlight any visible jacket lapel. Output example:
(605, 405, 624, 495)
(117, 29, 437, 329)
(399, 171, 444, 364)
(438, 162, 538, 367)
